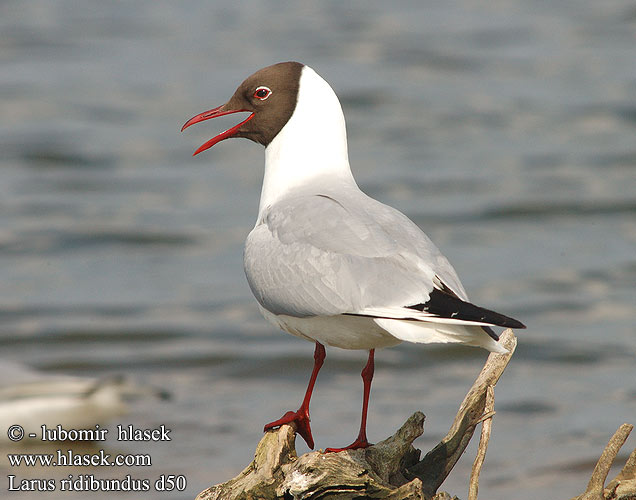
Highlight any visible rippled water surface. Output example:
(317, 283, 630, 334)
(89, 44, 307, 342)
(1, 1, 635, 499)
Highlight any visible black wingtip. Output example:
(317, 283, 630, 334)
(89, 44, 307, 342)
(483, 312, 526, 330)
(510, 318, 527, 329)
(408, 288, 527, 330)
(491, 313, 526, 330)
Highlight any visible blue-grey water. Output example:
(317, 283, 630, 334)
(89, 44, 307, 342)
(1, 1, 635, 499)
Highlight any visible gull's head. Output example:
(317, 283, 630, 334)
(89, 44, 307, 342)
(182, 62, 347, 159)
(182, 61, 306, 155)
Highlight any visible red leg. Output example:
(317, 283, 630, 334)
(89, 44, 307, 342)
(264, 341, 325, 449)
(325, 349, 375, 453)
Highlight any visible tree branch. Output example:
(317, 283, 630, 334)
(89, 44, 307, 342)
(468, 385, 495, 500)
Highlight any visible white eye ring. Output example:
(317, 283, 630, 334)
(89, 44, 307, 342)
(253, 86, 272, 100)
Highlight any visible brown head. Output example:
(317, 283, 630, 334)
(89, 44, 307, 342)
(181, 61, 304, 155)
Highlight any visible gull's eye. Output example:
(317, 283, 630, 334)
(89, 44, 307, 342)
(253, 86, 272, 100)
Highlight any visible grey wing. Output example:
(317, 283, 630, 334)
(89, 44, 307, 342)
(244, 192, 465, 318)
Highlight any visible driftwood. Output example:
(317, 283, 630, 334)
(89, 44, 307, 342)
(197, 329, 517, 500)
(197, 327, 636, 500)
(572, 423, 636, 500)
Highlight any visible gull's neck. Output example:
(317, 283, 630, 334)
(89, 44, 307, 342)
(258, 66, 357, 217)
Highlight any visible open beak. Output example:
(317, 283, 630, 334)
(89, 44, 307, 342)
(181, 105, 254, 156)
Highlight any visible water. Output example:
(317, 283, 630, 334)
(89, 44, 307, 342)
(1, 1, 635, 499)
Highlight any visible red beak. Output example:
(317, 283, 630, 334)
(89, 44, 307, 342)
(181, 105, 254, 156)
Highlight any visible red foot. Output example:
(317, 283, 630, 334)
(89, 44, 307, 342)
(324, 437, 371, 453)
(264, 408, 314, 449)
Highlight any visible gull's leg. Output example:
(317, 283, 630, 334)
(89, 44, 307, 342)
(325, 348, 375, 453)
(263, 341, 325, 449)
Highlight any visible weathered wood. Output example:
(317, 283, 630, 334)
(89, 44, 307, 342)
(468, 385, 495, 500)
(197, 329, 517, 500)
(196, 327, 636, 500)
(605, 446, 636, 500)
(404, 329, 517, 497)
(196, 412, 428, 500)
(572, 424, 636, 500)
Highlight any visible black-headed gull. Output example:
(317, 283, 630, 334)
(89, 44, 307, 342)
(182, 61, 525, 451)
